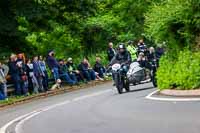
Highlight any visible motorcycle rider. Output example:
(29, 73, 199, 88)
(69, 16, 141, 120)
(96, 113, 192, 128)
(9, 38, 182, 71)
(109, 43, 132, 86)
(110, 43, 132, 68)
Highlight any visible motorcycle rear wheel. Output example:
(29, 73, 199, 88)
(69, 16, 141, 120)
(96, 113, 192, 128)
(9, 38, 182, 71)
(124, 78, 130, 92)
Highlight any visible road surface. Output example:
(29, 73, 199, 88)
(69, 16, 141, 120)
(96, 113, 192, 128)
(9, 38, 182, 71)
(0, 82, 200, 133)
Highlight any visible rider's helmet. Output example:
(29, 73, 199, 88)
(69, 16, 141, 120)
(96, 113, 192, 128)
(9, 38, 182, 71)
(118, 43, 126, 53)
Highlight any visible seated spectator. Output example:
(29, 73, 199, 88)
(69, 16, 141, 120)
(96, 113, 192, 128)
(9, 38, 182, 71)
(0, 61, 9, 100)
(58, 59, 76, 85)
(78, 58, 96, 81)
(93, 57, 105, 79)
(26, 59, 39, 94)
(66, 57, 84, 82)
(39, 56, 49, 91)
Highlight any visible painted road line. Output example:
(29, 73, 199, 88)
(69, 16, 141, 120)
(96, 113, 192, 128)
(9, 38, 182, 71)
(146, 90, 200, 102)
(0, 89, 112, 133)
(16, 90, 112, 133)
(0, 100, 71, 133)
(0, 111, 38, 133)
(73, 89, 112, 101)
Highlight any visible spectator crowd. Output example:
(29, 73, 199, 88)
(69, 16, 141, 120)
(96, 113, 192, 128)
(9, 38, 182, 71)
(0, 50, 107, 100)
(0, 39, 164, 101)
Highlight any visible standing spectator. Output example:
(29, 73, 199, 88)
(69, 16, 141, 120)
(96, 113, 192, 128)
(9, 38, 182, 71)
(107, 42, 116, 62)
(66, 58, 83, 82)
(8, 54, 24, 96)
(26, 59, 39, 94)
(137, 39, 147, 56)
(47, 50, 60, 81)
(0, 61, 9, 100)
(17, 54, 28, 96)
(39, 56, 49, 91)
(58, 59, 76, 85)
(127, 40, 137, 61)
(147, 47, 156, 62)
(78, 58, 96, 81)
(155, 46, 165, 60)
(93, 57, 105, 79)
(33, 56, 44, 92)
(137, 52, 152, 71)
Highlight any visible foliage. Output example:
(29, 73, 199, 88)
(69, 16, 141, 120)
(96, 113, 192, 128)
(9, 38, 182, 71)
(83, 0, 162, 50)
(0, 0, 164, 58)
(18, 17, 82, 58)
(145, 0, 200, 50)
(144, 0, 200, 90)
(157, 50, 200, 90)
(1, 0, 200, 90)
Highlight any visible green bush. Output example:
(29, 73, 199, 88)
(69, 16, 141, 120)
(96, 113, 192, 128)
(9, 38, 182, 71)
(157, 49, 200, 90)
(145, 0, 200, 50)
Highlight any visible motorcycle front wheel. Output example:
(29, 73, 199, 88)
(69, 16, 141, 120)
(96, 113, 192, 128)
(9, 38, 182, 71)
(114, 73, 124, 94)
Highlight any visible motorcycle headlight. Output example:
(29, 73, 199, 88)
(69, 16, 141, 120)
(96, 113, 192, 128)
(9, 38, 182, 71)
(112, 63, 121, 71)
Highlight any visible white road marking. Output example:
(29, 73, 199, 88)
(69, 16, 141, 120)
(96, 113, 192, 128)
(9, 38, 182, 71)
(0, 111, 38, 133)
(73, 89, 112, 101)
(16, 111, 42, 133)
(0, 89, 112, 133)
(146, 90, 200, 102)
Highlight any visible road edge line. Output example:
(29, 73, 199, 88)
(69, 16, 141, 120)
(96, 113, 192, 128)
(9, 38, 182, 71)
(0, 89, 111, 133)
(146, 90, 200, 102)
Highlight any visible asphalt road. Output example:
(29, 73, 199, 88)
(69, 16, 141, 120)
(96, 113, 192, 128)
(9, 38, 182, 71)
(1, 82, 200, 133)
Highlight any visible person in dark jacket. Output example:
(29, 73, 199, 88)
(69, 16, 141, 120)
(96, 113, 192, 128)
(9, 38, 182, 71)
(137, 39, 147, 56)
(8, 54, 20, 95)
(147, 47, 156, 62)
(93, 57, 105, 78)
(78, 58, 96, 82)
(8, 54, 27, 96)
(46, 50, 60, 81)
(155, 46, 165, 60)
(107, 42, 116, 62)
(66, 58, 84, 82)
(110, 44, 132, 67)
(58, 59, 76, 85)
(109, 44, 132, 85)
